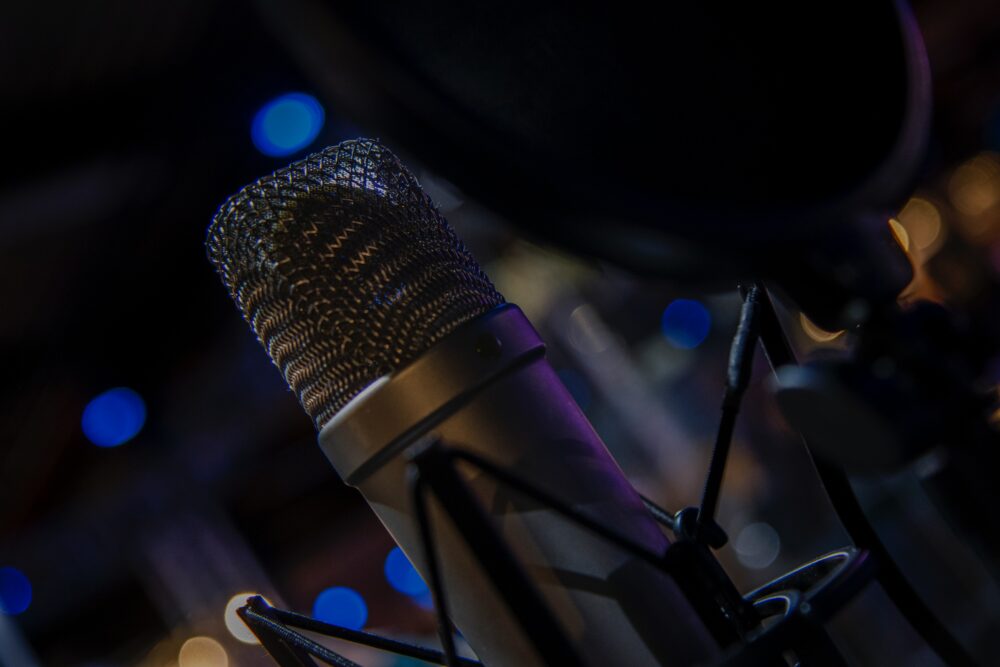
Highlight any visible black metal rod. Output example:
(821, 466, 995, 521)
(240, 604, 359, 667)
(698, 283, 761, 538)
(411, 474, 462, 667)
(697, 409, 738, 536)
(448, 448, 750, 645)
(639, 493, 677, 532)
(752, 283, 978, 667)
(247, 616, 321, 667)
(412, 442, 585, 667)
(241, 600, 319, 667)
(809, 462, 977, 667)
(719, 549, 874, 667)
(248, 596, 482, 667)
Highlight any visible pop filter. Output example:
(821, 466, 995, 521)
(257, 0, 929, 287)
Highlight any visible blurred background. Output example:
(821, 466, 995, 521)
(3, 1, 1000, 665)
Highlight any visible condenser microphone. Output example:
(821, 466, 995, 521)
(207, 139, 718, 666)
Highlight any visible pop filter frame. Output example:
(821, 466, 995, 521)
(253, 0, 930, 282)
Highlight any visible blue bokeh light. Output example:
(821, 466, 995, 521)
(0, 567, 31, 615)
(312, 586, 367, 629)
(251, 93, 325, 157)
(384, 547, 429, 598)
(81, 387, 146, 448)
(661, 299, 711, 349)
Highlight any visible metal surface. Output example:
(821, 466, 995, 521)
(319, 305, 719, 666)
(411, 442, 585, 667)
(237, 470, 880, 667)
(751, 284, 978, 667)
(319, 304, 543, 485)
(207, 138, 504, 427)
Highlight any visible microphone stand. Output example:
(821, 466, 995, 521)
(235, 281, 980, 666)
(751, 283, 976, 666)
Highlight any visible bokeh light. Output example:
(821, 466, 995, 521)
(251, 93, 325, 157)
(384, 547, 428, 598)
(81, 387, 146, 447)
(948, 153, 1000, 218)
(661, 299, 711, 349)
(224, 592, 268, 644)
(733, 522, 781, 570)
(799, 313, 844, 343)
(312, 586, 367, 629)
(567, 304, 612, 354)
(896, 197, 943, 254)
(0, 566, 31, 615)
(888, 217, 910, 252)
(178, 637, 227, 667)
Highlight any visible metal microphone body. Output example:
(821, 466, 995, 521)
(208, 139, 718, 666)
(321, 304, 717, 666)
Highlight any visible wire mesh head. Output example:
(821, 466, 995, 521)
(207, 139, 505, 428)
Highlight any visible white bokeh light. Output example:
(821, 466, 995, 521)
(224, 593, 269, 644)
(733, 522, 781, 570)
(178, 636, 227, 667)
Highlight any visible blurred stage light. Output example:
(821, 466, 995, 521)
(178, 636, 227, 667)
(733, 522, 781, 570)
(897, 197, 943, 253)
(313, 586, 367, 629)
(384, 547, 428, 598)
(224, 593, 268, 644)
(949, 153, 1000, 219)
(799, 313, 844, 343)
(567, 304, 611, 354)
(81, 387, 146, 447)
(888, 217, 910, 252)
(0, 566, 31, 615)
(251, 93, 325, 157)
(661, 299, 711, 349)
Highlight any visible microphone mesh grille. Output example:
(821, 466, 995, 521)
(207, 139, 505, 428)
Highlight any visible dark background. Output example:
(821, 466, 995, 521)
(2, 1, 1000, 665)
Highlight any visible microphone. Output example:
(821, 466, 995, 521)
(207, 139, 718, 666)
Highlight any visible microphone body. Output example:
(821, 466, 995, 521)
(321, 304, 717, 666)
(207, 139, 718, 666)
